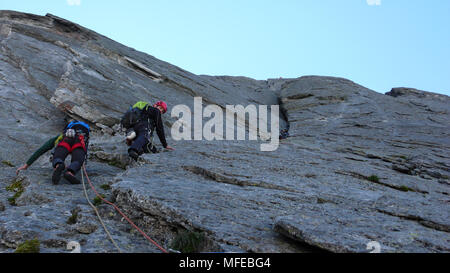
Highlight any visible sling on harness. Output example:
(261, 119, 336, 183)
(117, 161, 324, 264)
(144, 120, 158, 154)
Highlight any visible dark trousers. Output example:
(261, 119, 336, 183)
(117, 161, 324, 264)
(130, 120, 150, 154)
(52, 146, 86, 175)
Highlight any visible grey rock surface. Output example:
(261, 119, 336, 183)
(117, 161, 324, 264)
(0, 11, 448, 253)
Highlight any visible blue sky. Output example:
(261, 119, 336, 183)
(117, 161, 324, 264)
(2, 0, 450, 95)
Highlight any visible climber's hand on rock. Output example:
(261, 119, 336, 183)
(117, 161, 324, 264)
(165, 145, 175, 151)
(16, 164, 29, 175)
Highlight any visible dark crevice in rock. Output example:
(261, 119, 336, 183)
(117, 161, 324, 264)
(386, 87, 449, 100)
(377, 209, 450, 233)
(285, 93, 314, 100)
(183, 165, 296, 193)
(273, 223, 337, 253)
(277, 95, 290, 133)
(272, 231, 328, 253)
(391, 160, 450, 181)
(335, 170, 428, 194)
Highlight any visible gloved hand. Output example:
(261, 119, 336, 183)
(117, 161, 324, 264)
(126, 130, 137, 141)
(66, 129, 76, 138)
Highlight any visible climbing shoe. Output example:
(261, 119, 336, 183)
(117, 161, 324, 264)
(52, 163, 65, 185)
(64, 171, 81, 185)
(128, 149, 139, 161)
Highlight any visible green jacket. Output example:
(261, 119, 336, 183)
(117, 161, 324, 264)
(26, 134, 64, 166)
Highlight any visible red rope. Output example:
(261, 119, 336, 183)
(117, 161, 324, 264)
(82, 165, 168, 253)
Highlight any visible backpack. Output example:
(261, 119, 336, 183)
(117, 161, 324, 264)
(120, 101, 150, 129)
(133, 101, 150, 111)
(66, 120, 90, 137)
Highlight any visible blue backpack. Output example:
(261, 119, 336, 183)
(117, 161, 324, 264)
(66, 120, 90, 135)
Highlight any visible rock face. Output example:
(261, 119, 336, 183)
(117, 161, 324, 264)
(0, 11, 449, 253)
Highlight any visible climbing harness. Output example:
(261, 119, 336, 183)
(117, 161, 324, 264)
(81, 165, 168, 253)
(58, 134, 87, 153)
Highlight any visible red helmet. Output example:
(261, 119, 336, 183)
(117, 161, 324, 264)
(155, 101, 168, 114)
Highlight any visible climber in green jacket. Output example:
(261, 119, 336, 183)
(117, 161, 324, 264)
(16, 120, 91, 185)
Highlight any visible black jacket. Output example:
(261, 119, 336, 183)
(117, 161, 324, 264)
(143, 106, 168, 148)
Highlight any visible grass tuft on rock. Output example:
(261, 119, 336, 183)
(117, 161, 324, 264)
(67, 210, 79, 225)
(6, 177, 25, 206)
(367, 175, 380, 183)
(2, 160, 15, 167)
(93, 195, 105, 206)
(15, 239, 40, 253)
(399, 185, 414, 192)
(100, 184, 111, 190)
(170, 231, 205, 253)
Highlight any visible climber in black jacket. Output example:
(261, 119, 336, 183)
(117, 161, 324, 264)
(125, 101, 174, 161)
